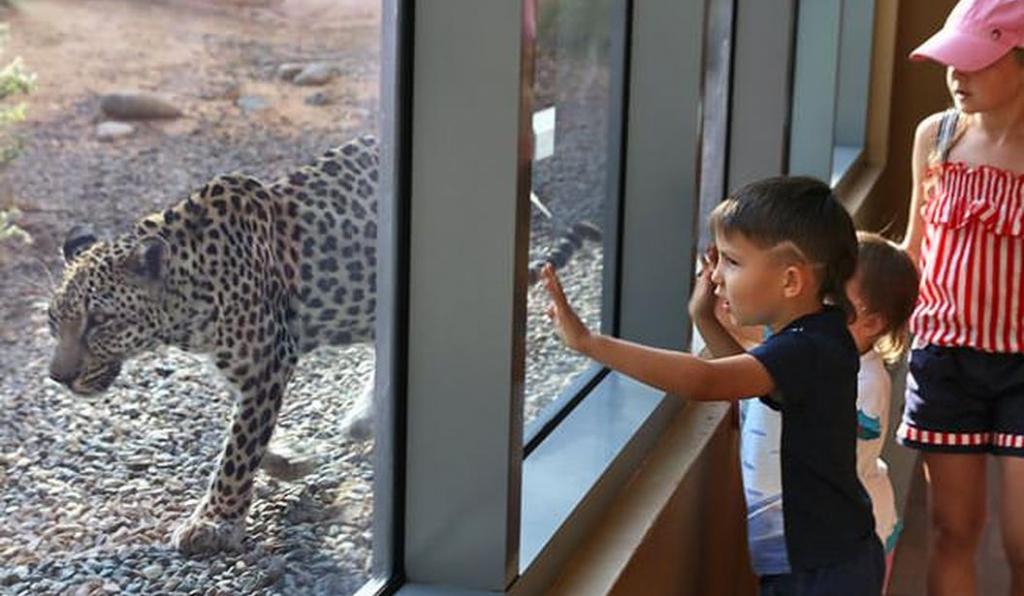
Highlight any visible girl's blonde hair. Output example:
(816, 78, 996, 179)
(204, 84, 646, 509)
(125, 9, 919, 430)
(854, 232, 919, 364)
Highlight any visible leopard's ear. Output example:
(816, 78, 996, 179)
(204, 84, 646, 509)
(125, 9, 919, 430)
(123, 235, 168, 288)
(62, 225, 98, 262)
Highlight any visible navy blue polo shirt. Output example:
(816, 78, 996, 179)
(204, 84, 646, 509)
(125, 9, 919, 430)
(749, 306, 876, 571)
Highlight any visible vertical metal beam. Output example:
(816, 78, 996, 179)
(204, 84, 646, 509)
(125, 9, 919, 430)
(372, 0, 412, 589)
(404, 0, 530, 589)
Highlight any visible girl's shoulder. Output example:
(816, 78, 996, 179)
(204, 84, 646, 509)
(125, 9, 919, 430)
(913, 111, 955, 169)
(913, 110, 951, 147)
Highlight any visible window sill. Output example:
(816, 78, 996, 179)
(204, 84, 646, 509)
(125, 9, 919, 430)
(510, 371, 680, 595)
(519, 372, 677, 571)
(542, 399, 735, 595)
(831, 144, 864, 188)
(834, 153, 885, 223)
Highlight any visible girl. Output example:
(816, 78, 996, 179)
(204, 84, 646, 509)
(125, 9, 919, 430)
(899, 1, 1024, 594)
(846, 232, 919, 587)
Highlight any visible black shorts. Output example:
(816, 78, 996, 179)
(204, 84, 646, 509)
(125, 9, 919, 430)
(898, 344, 1024, 456)
(759, 536, 884, 596)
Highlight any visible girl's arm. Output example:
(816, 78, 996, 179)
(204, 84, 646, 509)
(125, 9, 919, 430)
(901, 113, 943, 264)
(542, 264, 774, 402)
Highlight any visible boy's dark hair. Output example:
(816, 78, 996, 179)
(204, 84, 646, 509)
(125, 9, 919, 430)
(854, 232, 919, 363)
(709, 176, 858, 317)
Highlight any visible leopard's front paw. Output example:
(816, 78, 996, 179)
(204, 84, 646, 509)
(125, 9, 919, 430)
(171, 513, 245, 555)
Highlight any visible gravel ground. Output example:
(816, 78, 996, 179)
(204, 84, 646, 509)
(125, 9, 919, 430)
(0, 2, 609, 592)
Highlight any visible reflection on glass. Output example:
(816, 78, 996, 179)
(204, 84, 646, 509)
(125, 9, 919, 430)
(0, 1, 385, 593)
(698, 0, 735, 250)
(524, 0, 621, 430)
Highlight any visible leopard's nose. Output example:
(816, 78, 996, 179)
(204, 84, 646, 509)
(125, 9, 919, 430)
(49, 370, 74, 386)
(49, 364, 80, 387)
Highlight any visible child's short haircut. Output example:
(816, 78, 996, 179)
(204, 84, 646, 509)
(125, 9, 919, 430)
(854, 231, 919, 363)
(709, 176, 858, 316)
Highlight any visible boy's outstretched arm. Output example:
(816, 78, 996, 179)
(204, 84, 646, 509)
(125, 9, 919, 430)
(542, 264, 774, 402)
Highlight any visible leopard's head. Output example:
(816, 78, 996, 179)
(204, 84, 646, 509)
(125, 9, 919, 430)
(47, 226, 170, 395)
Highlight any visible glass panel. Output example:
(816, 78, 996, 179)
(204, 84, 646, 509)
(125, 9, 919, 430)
(0, 1, 390, 593)
(698, 0, 735, 251)
(788, 0, 841, 182)
(832, 0, 874, 185)
(524, 0, 623, 430)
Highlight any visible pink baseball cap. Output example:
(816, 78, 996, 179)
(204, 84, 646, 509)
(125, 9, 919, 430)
(911, 0, 1024, 72)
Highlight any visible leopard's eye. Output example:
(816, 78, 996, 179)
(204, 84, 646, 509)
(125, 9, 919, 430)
(86, 312, 110, 328)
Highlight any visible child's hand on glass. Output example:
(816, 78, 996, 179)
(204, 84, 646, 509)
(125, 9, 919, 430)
(541, 263, 591, 352)
(688, 246, 719, 322)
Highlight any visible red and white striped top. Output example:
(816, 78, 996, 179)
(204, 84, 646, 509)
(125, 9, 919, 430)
(911, 161, 1024, 353)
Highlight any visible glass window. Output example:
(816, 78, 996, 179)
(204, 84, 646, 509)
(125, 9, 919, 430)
(524, 0, 626, 435)
(1, 1, 392, 594)
(833, 0, 875, 185)
(789, 0, 875, 186)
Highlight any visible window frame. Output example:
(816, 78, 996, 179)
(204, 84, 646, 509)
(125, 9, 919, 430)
(392, 0, 708, 593)
(359, 0, 414, 594)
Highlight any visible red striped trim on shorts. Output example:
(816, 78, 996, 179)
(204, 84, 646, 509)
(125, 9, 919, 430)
(898, 422, 990, 447)
(898, 423, 1024, 450)
(994, 432, 1024, 450)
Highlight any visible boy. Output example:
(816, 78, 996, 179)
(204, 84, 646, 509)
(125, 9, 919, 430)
(543, 176, 883, 595)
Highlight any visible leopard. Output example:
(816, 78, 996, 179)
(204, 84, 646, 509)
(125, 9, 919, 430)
(46, 135, 380, 555)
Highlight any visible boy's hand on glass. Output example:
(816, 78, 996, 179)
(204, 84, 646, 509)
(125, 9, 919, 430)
(688, 246, 718, 322)
(542, 263, 591, 353)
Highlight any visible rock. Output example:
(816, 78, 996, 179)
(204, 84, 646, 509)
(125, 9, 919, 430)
(99, 92, 182, 120)
(73, 581, 100, 596)
(124, 456, 151, 472)
(199, 81, 241, 102)
(96, 122, 135, 142)
(263, 557, 286, 581)
(261, 448, 317, 481)
(0, 566, 24, 586)
(277, 63, 305, 81)
(236, 95, 269, 113)
(304, 92, 331, 107)
(292, 63, 334, 86)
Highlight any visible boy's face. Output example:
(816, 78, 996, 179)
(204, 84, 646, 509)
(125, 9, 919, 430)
(711, 231, 789, 328)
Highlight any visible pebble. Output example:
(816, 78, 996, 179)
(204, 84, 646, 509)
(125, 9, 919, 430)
(99, 91, 183, 120)
(235, 95, 269, 113)
(96, 122, 135, 142)
(293, 63, 335, 86)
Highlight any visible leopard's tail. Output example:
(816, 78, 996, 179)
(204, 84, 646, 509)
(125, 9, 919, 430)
(527, 220, 603, 286)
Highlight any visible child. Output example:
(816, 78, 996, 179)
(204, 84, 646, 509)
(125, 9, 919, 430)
(543, 176, 883, 595)
(899, 1, 1024, 593)
(846, 232, 919, 586)
(695, 232, 917, 592)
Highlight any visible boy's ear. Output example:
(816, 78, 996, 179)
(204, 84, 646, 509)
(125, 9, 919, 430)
(780, 264, 806, 299)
